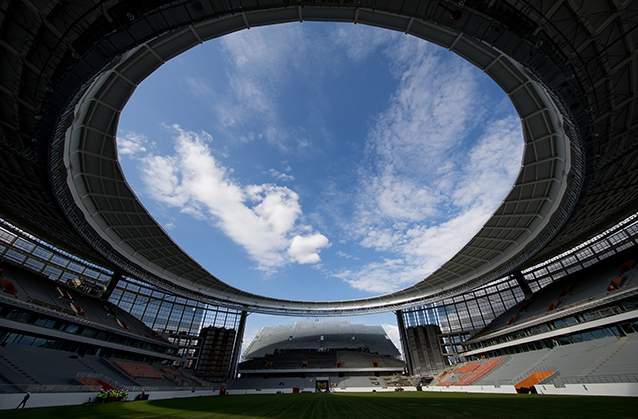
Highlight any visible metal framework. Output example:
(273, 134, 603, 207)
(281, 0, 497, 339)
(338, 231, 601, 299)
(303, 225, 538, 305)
(401, 212, 638, 362)
(0, 218, 242, 365)
(108, 278, 242, 366)
(0, 1, 637, 314)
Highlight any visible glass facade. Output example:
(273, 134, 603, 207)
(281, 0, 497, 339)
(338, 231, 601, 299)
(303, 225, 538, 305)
(0, 219, 112, 296)
(463, 295, 638, 354)
(403, 276, 526, 361)
(2, 212, 637, 367)
(401, 213, 638, 363)
(0, 302, 177, 359)
(0, 217, 242, 367)
(108, 278, 241, 366)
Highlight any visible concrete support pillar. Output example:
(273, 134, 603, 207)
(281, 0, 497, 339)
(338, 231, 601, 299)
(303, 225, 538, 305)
(101, 270, 123, 300)
(512, 270, 533, 297)
(228, 310, 248, 381)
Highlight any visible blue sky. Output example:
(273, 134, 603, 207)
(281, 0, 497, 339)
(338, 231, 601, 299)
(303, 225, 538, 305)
(117, 22, 523, 351)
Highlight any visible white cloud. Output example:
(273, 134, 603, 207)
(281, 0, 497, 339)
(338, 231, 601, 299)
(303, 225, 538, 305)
(452, 116, 523, 208)
(331, 24, 398, 62)
(185, 77, 213, 97)
(133, 125, 328, 271)
(268, 168, 294, 182)
(334, 36, 523, 294)
(117, 132, 150, 157)
(118, 25, 523, 294)
(336, 258, 422, 294)
(141, 154, 187, 208)
(288, 233, 330, 264)
(214, 24, 311, 151)
(336, 250, 357, 260)
(373, 169, 441, 222)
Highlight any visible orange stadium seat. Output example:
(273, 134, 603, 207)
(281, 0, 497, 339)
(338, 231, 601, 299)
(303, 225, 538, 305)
(0, 278, 17, 295)
(113, 360, 163, 379)
(515, 370, 555, 392)
(608, 276, 624, 292)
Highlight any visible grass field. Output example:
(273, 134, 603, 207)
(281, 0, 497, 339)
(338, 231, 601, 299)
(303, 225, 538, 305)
(2, 392, 637, 419)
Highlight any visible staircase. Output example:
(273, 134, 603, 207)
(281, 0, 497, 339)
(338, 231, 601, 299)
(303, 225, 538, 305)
(512, 349, 555, 383)
(0, 353, 40, 386)
(515, 370, 555, 391)
(76, 357, 99, 374)
(582, 337, 631, 378)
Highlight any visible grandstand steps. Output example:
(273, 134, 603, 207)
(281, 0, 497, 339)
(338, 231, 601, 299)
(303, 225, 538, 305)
(0, 353, 40, 385)
(76, 357, 99, 374)
(584, 336, 638, 379)
(579, 337, 630, 378)
(515, 370, 555, 391)
(512, 349, 555, 383)
(536, 337, 620, 385)
(102, 358, 143, 386)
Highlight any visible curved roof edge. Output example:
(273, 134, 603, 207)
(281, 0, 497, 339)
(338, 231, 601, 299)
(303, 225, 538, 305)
(50, 6, 583, 315)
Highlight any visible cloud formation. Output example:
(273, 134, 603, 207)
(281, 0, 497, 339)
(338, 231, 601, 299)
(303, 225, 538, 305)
(119, 24, 523, 295)
(288, 233, 330, 264)
(213, 24, 312, 151)
(335, 36, 523, 294)
(117, 132, 149, 156)
(268, 168, 295, 182)
(117, 126, 329, 271)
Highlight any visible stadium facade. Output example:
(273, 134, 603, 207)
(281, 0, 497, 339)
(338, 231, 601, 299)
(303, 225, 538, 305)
(0, 0, 637, 409)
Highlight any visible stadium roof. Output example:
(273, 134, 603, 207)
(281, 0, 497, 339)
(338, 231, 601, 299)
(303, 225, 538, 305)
(0, 1, 637, 315)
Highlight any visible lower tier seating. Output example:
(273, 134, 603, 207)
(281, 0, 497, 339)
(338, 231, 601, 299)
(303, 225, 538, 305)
(0, 344, 210, 392)
(432, 334, 638, 387)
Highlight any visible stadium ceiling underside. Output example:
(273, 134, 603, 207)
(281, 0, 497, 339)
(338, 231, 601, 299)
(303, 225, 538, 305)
(0, 1, 637, 315)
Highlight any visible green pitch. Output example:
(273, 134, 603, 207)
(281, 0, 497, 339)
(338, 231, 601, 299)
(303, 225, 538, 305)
(3, 392, 637, 419)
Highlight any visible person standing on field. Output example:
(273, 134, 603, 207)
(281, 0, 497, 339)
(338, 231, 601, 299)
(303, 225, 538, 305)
(16, 392, 30, 409)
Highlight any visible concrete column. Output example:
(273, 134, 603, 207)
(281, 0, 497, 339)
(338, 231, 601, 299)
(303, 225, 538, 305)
(512, 270, 533, 297)
(228, 310, 248, 381)
(101, 270, 123, 300)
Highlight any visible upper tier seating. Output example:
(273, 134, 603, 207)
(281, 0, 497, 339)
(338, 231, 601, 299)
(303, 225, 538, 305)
(0, 264, 166, 344)
(245, 321, 400, 361)
(477, 252, 638, 336)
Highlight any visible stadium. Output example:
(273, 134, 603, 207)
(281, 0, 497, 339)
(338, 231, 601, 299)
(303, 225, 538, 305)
(0, 1, 638, 418)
